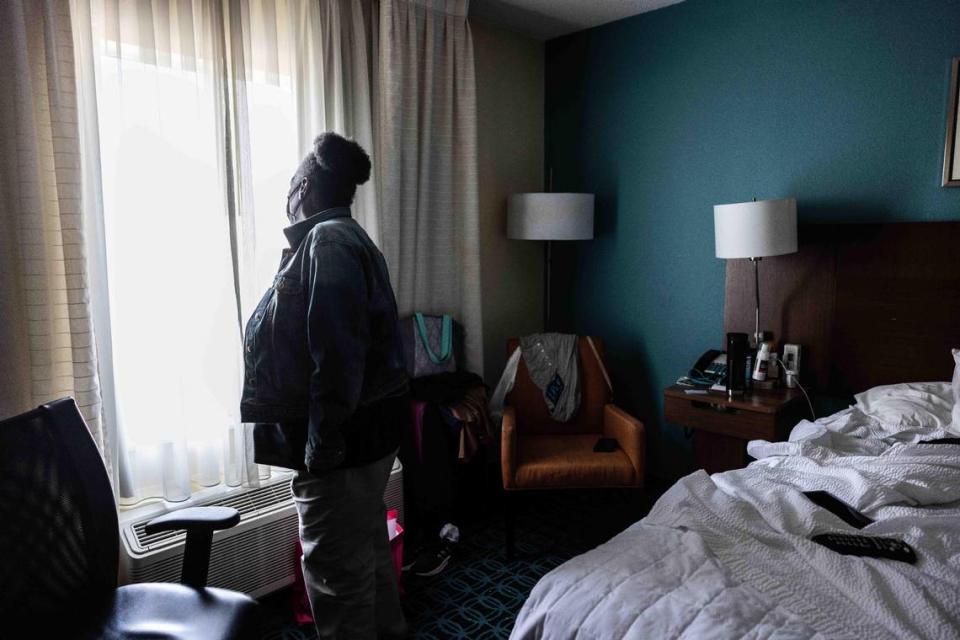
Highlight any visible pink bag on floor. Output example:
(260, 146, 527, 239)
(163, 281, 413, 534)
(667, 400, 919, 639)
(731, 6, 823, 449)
(388, 509, 405, 598)
(292, 539, 313, 625)
(291, 510, 407, 624)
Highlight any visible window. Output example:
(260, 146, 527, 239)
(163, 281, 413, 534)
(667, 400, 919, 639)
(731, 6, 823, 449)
(76, 0, 378, 503)
(84, 0, 303, 503)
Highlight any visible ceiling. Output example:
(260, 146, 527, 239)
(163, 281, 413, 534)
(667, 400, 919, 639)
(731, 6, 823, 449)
(469, 0, 685, 40)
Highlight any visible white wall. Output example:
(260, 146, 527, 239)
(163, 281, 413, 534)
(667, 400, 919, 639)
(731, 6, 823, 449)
(472, 21, 545, 385)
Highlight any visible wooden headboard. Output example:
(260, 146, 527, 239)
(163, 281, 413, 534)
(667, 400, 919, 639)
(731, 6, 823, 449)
(724, 222, 960, 397)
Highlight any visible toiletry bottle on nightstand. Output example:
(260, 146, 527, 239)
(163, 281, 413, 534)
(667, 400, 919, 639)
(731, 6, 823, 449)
(753, 342, 770, 382)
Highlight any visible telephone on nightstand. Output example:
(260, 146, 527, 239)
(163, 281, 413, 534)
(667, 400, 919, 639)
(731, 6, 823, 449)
(677, 350, 727, 387)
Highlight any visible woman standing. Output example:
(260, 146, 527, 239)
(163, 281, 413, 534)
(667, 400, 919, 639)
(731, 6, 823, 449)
(240, 133, 408, 639)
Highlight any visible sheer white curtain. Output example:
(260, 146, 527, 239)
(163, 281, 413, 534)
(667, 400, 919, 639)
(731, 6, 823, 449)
(377, 0, 483, 373)
(72, 0, 384, 504)
(0, 0, 107, 455)
(228, 0, 378, 316)
(73, 0, 263, 503)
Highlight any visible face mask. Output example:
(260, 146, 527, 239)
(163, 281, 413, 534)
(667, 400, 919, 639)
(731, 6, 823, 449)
(286, 176, 308, 224)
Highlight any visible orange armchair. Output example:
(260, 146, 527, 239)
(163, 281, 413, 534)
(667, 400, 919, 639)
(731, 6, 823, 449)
(500, 337, 645, 554)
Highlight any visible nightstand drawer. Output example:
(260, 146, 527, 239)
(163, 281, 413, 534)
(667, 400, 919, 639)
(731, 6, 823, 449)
(664, 394, 777, 440)
(664, 384, 809, 473)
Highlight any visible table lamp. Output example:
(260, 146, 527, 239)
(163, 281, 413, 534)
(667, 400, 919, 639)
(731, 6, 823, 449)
(714, 197, 797, 347)
(508, 193, 594, 328)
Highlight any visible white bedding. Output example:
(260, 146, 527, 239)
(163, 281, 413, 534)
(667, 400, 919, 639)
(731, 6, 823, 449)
(511, 405, 960, 639)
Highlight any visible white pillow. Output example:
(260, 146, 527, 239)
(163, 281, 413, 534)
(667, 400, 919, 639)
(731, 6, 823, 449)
(855, 381, 954, 429)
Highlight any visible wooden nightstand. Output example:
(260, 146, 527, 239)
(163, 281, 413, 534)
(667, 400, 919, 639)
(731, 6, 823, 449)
(664, 385, 809, 473)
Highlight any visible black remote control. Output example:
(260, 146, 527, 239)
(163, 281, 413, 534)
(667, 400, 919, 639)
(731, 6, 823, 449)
(803, 491, 873, 529)
(811, 533, 917, 564)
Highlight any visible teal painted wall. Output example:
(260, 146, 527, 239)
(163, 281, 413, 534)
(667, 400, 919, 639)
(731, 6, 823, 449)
(545, 0, 960, 480)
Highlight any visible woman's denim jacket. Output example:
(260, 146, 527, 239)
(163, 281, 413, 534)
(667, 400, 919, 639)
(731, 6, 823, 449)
(240, 207, 408, 472)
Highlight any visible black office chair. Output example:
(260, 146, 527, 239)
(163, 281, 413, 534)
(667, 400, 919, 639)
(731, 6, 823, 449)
(0, 398, 259, 639)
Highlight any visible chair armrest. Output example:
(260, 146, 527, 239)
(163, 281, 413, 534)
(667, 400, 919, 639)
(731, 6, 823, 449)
(603, 404, 645, 486)
(144, 506, 240, 534)
(501, 406, 518, 490)
(145, 506, 240, 588)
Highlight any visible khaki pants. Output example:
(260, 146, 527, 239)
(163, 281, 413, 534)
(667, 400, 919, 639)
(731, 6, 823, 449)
(292, 451, 406, 639)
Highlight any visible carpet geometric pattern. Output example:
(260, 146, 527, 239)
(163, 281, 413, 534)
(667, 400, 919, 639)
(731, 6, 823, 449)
(258, 489, 656, 639)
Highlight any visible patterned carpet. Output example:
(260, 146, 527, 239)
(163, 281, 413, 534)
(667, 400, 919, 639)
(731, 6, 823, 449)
(257, 488, 659, 639)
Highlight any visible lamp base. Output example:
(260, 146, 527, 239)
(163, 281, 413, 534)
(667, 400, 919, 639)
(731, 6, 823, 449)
(543, 240, 552, 331)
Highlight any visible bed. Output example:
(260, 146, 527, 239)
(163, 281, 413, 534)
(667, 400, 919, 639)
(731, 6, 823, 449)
(511, 222, 960, 639)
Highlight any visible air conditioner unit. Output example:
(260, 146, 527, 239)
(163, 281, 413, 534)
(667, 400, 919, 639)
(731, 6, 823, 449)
(119, 458, 404, 598)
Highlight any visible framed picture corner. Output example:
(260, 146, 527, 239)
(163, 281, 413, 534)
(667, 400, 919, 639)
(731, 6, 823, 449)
(942, 56, 960, 187)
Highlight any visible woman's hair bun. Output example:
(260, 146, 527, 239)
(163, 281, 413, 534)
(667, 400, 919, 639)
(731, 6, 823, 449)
(313, 133, 371, 186)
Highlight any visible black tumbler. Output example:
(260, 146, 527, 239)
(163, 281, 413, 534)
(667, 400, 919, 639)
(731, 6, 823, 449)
(726, 332, 749, 398)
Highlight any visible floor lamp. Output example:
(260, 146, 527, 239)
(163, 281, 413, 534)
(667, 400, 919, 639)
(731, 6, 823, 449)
(714, 197, 798, 347)
(508, 193, 594, 330)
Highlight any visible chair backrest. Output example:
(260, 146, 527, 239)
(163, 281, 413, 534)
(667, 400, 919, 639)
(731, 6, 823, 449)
(0, 398, 119, 622)
(505, 336, 611, 435)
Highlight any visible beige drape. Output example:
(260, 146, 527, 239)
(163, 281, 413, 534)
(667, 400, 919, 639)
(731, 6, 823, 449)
(377, 0, 483, 374)
(0, 0, 106, 454)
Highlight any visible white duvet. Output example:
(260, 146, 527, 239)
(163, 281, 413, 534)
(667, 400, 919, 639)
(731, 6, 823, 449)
(511, 407, 960, 639)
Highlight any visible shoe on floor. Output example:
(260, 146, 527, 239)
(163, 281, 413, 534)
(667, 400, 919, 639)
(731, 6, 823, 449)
(406, 542, 454, 577)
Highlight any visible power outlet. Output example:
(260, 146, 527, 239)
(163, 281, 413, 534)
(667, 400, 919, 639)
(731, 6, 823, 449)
(782, 343, 801, 374)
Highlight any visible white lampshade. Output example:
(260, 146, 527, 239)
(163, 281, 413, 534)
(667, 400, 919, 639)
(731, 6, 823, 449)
(714, 197, 798, 259)
(508, 193, 594, 240)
